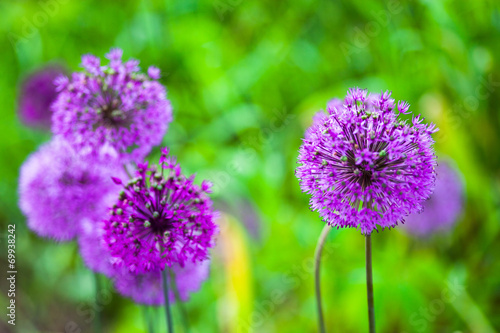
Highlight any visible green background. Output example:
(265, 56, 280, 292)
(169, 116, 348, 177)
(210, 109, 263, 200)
(1, 0, 499, 332)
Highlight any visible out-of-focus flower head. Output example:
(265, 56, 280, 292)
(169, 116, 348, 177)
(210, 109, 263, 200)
(18, 64, 67, 129)
(402, 160, 464, 236)
(114, 259, 210, 305)
(51, 48, 172, 162)
(78, 218, 117, 276)
(19, 138, 124, 241)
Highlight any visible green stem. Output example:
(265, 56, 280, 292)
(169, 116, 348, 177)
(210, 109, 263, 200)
(365, 234, 376, 333)
(162, 266, 174, 333)
(94, 273, 102, 333)
(123, 164, 132, 179)
(314, 224, 331, 333)
(170, 270, 189, 332)
(143, 306, 155, 333)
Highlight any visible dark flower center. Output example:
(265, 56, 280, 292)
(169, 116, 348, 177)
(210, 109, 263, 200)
(59, 171, 92, 186)
(101, 103, 126, 126)
(130, 196, 178, 240)
(149, 212, 176, 236)
(88, 82, 131, 129)
(342, 150, 378, 189)
(355, 165, 373, 188)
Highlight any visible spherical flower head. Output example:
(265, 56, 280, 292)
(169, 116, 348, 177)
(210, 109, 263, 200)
(402, 161, 464, 236)
(103, 148, 218, 273)
(114, 259, 210, 305)
(296, 88, 439, 234)
(18, 138, 124, 241)
(17, 64, 67, 129)
(51, 48, 173, 162)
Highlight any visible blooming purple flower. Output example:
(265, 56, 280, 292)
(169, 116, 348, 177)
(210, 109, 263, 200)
(402, 161, 464, 236)
(114, 259, 210, 305)
(17, 64, 67, 129)
(51, 48, 173, 162)
(296, 88, 438, 234)
(18, 138, 124, 241)
(103, 148, 218, 273)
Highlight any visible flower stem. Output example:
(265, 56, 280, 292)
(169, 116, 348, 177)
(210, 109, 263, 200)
(365, 234, 376, 333)
(170, 269, 189, 332)
(94, 273, 102, 333)
(162, 266, 174, 333)
(123, 164, 132, 179)
(314, 224, 331, 333)
(143, 306, 155, 333)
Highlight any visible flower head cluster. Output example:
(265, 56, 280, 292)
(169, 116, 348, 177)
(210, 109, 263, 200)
(51, 48, 172, 162)
(296, 88, 438, 234)
(403, 161, 464, 236)
(18, 65, 66, 129)
(104, 148, 218, 273)
(19, 138, 124, 241)
(114, 260, 210, 305)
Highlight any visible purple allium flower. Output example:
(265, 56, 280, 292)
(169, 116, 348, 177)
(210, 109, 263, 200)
(18, 138, 124, 241)
(51, 48, 173, 162)
(17, 65, 67, 129)
(402, 161, 464, 236)
(103, 148, 218, 273)
(296, 88, 439, 235)
(78, 218, 116, 276)
(114, 259, 210, 305)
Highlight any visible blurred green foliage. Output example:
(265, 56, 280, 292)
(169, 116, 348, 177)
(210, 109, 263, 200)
(0, 0, 499, 332)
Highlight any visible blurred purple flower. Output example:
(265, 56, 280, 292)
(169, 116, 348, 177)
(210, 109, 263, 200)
(103, 148, 218, 273)
(18, 138, 124, 241)
(114, 259, 210, 305)
(217, 199, 262, 240)
(51, 48, 173, 162)
(296, 88, 439, 234)
(402, 161, 464, 236)
(17, 65, 66, 129)
(78, 218, 116, 276)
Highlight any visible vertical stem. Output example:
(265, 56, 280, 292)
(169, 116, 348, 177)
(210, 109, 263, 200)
(365, 234, 376, 333)
(170, 270, 189, 332)
(162, 266, 174, 333)
(143, 306, 155, 333)
(314, 224, 331, 333)
(94, 273, 102, 333)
